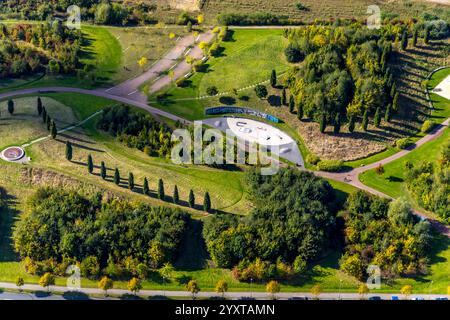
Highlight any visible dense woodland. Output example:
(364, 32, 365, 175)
(13, 188, 190, 279)
(0, 0, 159, 26)
(97, 105, 174, 158)
(0, 22, 83, 77)
(405, 140, 450, 223)
(339, 192, 432, 280)
(203, 168, 337, 281)
(284, 20, 449, 132)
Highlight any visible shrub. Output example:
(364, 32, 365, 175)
(206, 86, 219, 96)
(421, 120, 436, 133)
(317, 160, 344, 172)
(396, 138, 414, 150)
(285, 44, 304, 63)
(193, 61, 207, 72)
(306, 154, 321, 165)
(175, 77, 189, 87)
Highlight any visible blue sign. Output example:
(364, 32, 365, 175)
(205, 106, 280, 123)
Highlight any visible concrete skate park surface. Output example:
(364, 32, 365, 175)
(433, 75, 450, 101)
(203, 117, 304, 166)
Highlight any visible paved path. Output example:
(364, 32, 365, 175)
(106, 31, 215, 103)
(314, 66, 450, 237)
(149, 31, 215, 94)
(0, 87, 190, 124)
(0, 281, 447, 300)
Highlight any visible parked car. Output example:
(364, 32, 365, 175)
(288, 297, 308, 300)
(368, 296, 382, 300)
(391, 296, 399, 300)
(435, 297, 448, 300)
(412, 297, 425, 300)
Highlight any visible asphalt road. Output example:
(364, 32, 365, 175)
(0, 282, 448, 300)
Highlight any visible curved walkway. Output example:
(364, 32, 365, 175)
(0, 86, 190, 124)
(316, 66, 450, 237)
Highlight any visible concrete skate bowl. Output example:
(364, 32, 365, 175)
(1, 146, 25, 162)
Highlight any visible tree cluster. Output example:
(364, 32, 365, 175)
(0, 1, 158, 26)
(404, 140, 450, 223)
(96, 105, 173, 158)
(0, 22, 83, 77)
(202, 168, 337, 281)
(284, 24, 398, 132)
(13, 188, 190, 279)
(339, 192, 432, 280)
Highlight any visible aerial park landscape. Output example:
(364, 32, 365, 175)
(0, 0, 449, 306)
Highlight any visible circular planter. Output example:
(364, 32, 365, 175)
(1, 146, 25, 162)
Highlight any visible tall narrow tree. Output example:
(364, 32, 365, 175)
(50, 120, 57, 139)
(87, 155, 94, 174)
(203, 192, 211, 212)
(412, 28, 418, 47)
(7, 99, 14, 115)
(114, 168, 120, 185)
(392, 92, 399, 112)
(188, 189, 195, 208)
(143, 177, 149, 195)
(385, 104, 392, 122)
(100, 161, 107, 180)
(424, 26, 430, 44)
(42, 107, 47, 123)
(374, 107, 381, 127)
(128, 172, 134, 190)
(333, 114, 341, 134)
(46, 114, 51, 130)
(362, 110, 369, 131)
(281, 88, 287, 106)
(65, 141, 73, 161)
(173, 185, 179, 204)
(319, 113, 327, 133)
(158, 179, 164, 200)
(270, 69, 277, 88)
(390, 83, 396, 99)
(37, 97, 43, 115)
(400, 31, 408, 51)
(297, 100, 304, 120)
(289, 95, 295, 113)
(348, 114, 356, 133)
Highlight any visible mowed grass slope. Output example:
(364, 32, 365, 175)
(0, 94, 252, 214)
(150, 28, 289, 120)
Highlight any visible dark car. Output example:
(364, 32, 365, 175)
(368, 296, 382, 300)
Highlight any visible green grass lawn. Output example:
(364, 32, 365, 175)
(149, 28, 290, 120)
(106, 25, 188, 83)
(360, 127, 450, 199)
(359, 67, 450, 202)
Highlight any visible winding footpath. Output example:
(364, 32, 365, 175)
(0, 34, 448, 238)
(316, 67, 450, 237)
(0, 30, 449, 300)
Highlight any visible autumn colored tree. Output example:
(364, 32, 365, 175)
(186, 280, 200, 300)
(127, 277, 142, 295)
(98, 276, 114, 297)
(215, 280, 228, 298)
(266, 280, 280, 300)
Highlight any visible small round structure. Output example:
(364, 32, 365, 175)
(1, 146, 25, 162)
